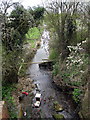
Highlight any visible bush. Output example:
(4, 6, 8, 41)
(49, 49, 58, 60)
(52, 62, 59, 76)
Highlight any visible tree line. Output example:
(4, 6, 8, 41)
(0, 0, 45, 84)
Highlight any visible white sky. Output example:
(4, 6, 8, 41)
(12, 0, 47, 8)
(22, 0, 45, 8)
(1, 0, 89, 13)
(0, 0, 48, 14)
(2, 0, 89, 9)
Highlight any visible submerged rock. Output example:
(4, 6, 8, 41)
(53, 101, 64, 112)
(36, 41, 41, 48)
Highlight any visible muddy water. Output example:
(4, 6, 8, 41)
(26, 29, 80, 119)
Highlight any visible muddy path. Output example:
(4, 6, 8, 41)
(24, 29, 80, 120)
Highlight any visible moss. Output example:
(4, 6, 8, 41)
(53, 114, 64, 120)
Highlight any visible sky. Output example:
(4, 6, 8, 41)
(18, 0, 90, 7)
(1, 0, 89, 13)
(22, 0, 45, 8)
(1, 0, 89, 9)
(12, 0, 47, 8)
(0, 0, 48, 14)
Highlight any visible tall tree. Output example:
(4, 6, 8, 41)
(1, 3, 32, 84)
(45, 1, 79, 60)
(28, 6, 45, 26)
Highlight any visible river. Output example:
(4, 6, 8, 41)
(26, 29, 80, 120)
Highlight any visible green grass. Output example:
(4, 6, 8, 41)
(25, 27, 41, 48)
(26, 27, 41, 39)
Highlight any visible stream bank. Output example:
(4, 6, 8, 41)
(49, 39, 89, 119)
(2, 38, 41, 119)
(11, 41, 41, 118)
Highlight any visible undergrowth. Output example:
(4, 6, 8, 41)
(2, 84, 17, 118)
(50, 40, 88, 103)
